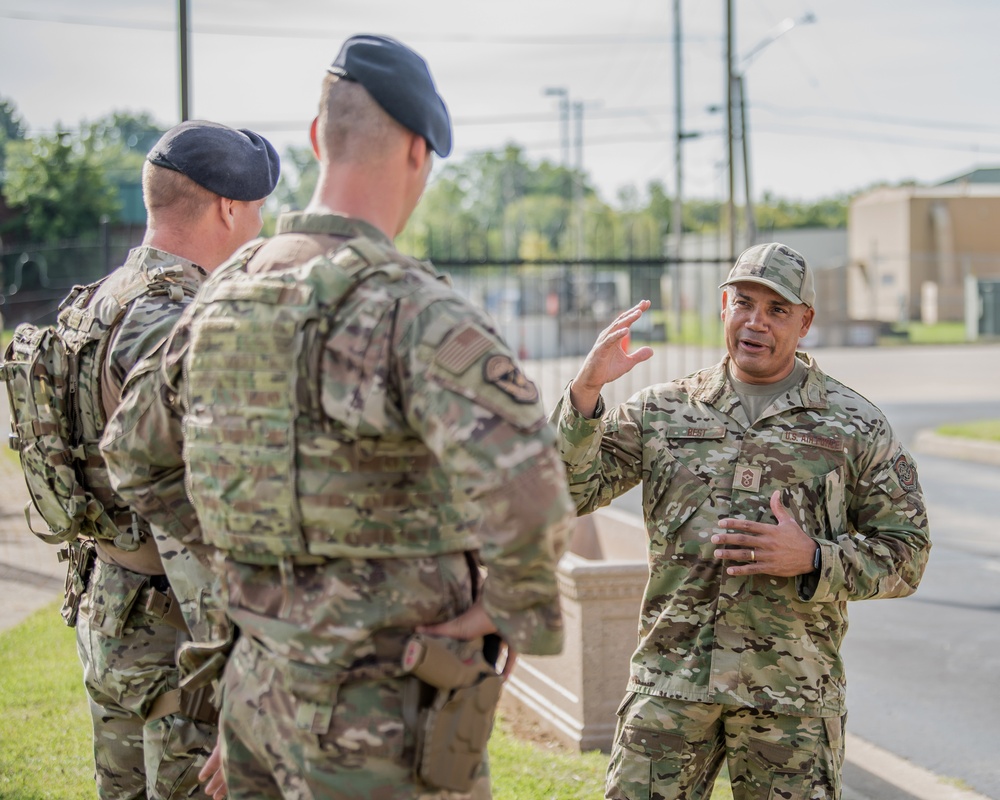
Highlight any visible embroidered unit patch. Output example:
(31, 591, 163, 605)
(892, 453, 918, 491)
(483, 354, 539, 404)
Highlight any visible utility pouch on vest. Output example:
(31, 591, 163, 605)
(58, 539, 96, 628)
(86, 560, 152, 638)
(401, 634, 502, 793)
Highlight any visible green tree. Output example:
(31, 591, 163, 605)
(272, 145, 319, 212)
(83, 110, 164, 155)
(754, 191, 848, 230)
(3, 130, 119, 242)
(81, 111, 167, 194)
(404, 144, 599, 261)
(0, 95, 27, 174)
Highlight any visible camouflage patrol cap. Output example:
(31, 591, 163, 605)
(146, 120, 280, 202)
(720, 242, 815, 307)
(327, 34, 452, 157)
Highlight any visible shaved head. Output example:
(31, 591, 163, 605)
(316, 74, 409, 164)
(141, 161, 217, 226)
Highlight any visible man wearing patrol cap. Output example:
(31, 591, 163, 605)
(553, 242, 930, 798)
(101, 33, 573, 799)
(63, 119, 279, 799)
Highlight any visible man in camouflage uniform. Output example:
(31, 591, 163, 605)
(101, 34, 574, 800)
(73, 120, 279, 799)
(552, 242, 931, 799)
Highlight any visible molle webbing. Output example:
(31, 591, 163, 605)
(0, 264, 200, 545)
(183, 237, 477, 565)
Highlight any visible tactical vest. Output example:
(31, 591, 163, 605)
(182, 236, 479, 565)
(1, 260, 200, 545)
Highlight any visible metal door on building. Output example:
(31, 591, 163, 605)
(978, 279, 1000, 337)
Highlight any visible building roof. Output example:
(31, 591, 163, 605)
(852, 183, 1000, 207)
(936, 167, 1000, 186)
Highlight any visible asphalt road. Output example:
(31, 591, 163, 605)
(599, 350, 1000, 799)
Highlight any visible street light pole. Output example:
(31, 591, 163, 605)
(725, 0, 736, 264)
(734, 12, 816, 249)
(572, 100, 585, 261)
(673, 0, 684, 258)
(178, 0, 190, 121)
(737, 75, 755, 246)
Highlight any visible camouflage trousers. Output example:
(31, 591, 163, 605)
(76, 558, 216, 799)
(605, 693, 845, 800)
(219, 635, 491, 800)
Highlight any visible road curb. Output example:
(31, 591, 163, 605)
(845, 733, 993, 800)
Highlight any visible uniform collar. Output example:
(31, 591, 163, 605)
(124, 245, 207, 279)
(692, 352, 828, 411)
(275, 211, 394, 248)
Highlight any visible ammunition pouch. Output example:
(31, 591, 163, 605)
(58, 539, 96, 628)
(141, 584, 190, 635)
(401, 634, 503, 794)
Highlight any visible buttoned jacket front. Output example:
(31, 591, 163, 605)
(553, 353, 930, 717)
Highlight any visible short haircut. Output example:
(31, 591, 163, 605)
(316, 74, 407, 164)
(142, 161, 217, 225)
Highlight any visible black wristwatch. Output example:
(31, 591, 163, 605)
(812, 544, 822, 572)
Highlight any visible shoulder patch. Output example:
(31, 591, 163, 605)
(892, 452, 918, 492)
(435, 323, 494, 375)
(483, 354, 539, 404)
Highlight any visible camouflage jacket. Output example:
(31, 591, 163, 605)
(552, 353, 930, 717)
(102, 211, 574, 674)
(88, 246, 205, 574)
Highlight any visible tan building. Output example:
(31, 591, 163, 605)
(848, 178, 1000, 325)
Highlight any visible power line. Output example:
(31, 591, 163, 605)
(752, 123, 1000, 155)
(0, 10, 715, 44)
(753, 102, 1000, 136)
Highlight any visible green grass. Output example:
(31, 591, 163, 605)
(937, 419, 1000, 442)
(490, 722, 733, 799)
(0, 602, 734, 800)
(488, 723, 609, 799)
(879, 321, 968, 345)
(0, 602, 92, 800)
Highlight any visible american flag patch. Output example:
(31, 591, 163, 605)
(435, 323, 494, 375)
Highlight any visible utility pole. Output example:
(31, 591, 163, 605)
(673, 0, 684, 257)
(178, 0, 191, 121)
(725, 0, 736, 264)
(544, 87, 570, 170)
(572, 100, 585, 261)
(737, 75, 756, 246)
(672, 0, 685, 341)
(543, 86, 571, 357)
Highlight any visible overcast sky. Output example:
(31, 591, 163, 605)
(2, 0, 998, 206)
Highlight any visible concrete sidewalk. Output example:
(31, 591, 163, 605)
(0, 454, 65, 633)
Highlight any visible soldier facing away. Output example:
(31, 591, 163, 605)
(552, 242, 931, 799)
(51, 121, 278, 798)
(101, 33, 575, 800)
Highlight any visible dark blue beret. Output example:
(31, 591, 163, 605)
(146, 120, 280, 202)
(327, 34, 452, 157)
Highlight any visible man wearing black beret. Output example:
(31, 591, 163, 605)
(48, 119, 279, 800)
(102, 33, 573, 800)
